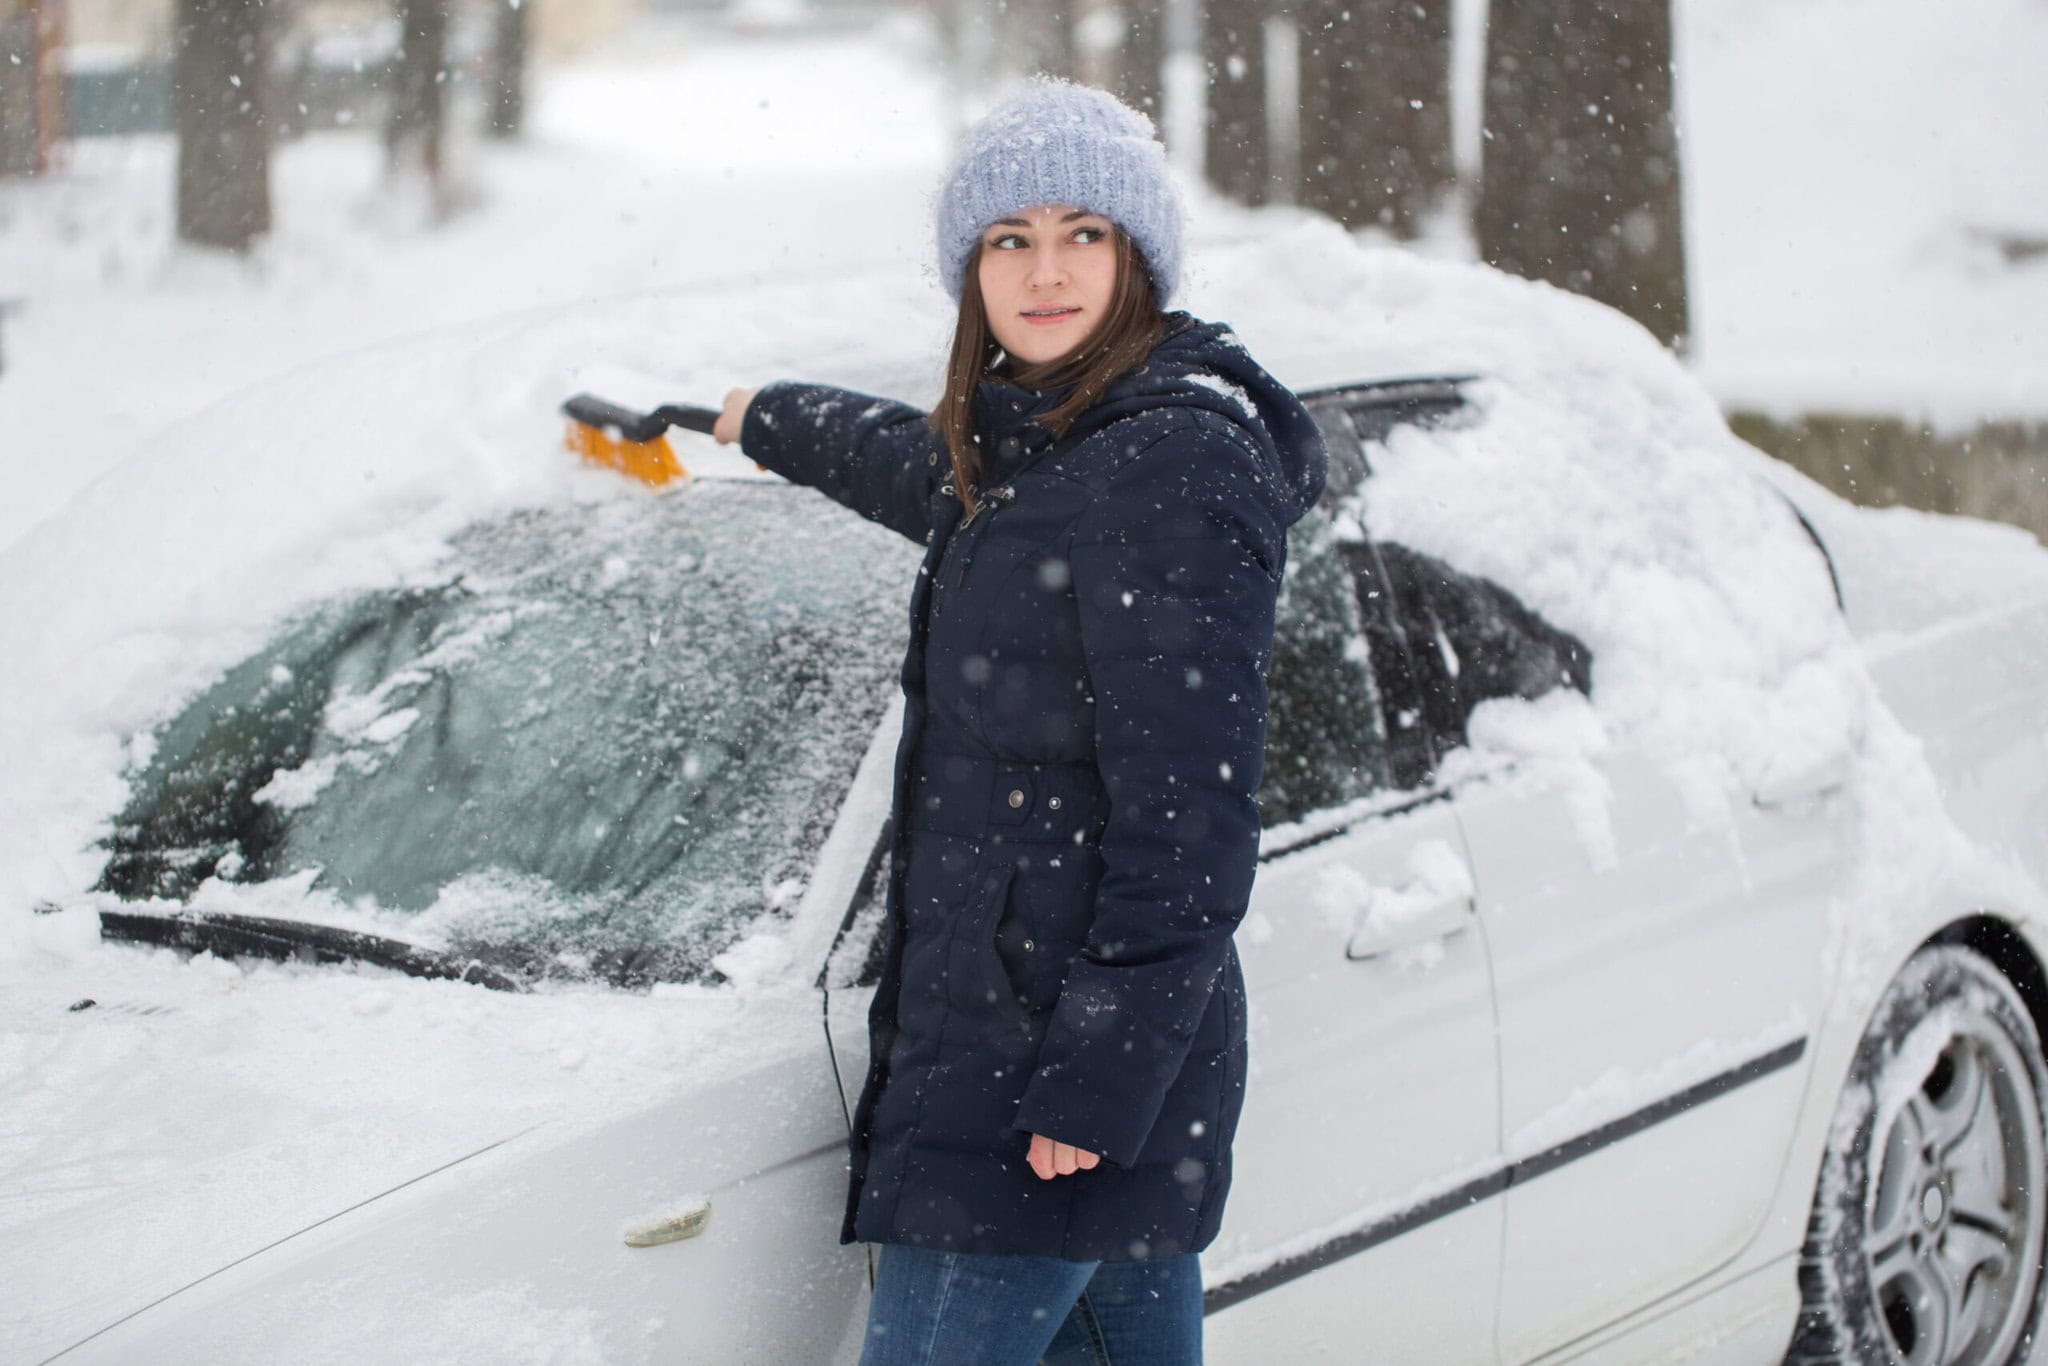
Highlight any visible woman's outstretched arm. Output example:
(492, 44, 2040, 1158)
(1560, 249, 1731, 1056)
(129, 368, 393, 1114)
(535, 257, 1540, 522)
(717, 383, 949, 545)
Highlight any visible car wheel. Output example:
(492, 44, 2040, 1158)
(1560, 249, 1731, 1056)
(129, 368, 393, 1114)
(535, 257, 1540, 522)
(1787, 944, 2048, 1365)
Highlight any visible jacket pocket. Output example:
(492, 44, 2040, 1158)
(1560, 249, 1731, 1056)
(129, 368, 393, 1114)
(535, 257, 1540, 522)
(987, 867, 1047, 1023)
(953, 862, 1030, 1026)
(995, 854, 1100, 1018)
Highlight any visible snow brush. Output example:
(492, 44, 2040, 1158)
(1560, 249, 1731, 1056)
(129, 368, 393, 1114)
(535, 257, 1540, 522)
(561, 393, 721, 487)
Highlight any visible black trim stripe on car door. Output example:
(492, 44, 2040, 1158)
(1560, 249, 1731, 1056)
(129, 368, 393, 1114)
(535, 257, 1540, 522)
(1202, 1036, 1808, 1314)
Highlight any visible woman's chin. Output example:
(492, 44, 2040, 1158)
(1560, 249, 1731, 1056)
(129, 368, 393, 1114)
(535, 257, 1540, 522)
(1000, 329, 1099, 370)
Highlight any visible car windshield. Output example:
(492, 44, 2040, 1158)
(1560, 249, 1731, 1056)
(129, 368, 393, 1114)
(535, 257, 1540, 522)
(99, 481, 915, 986)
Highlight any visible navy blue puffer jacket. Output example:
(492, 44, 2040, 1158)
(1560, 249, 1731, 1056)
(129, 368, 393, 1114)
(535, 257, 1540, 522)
(740, 312, 1326, 1261)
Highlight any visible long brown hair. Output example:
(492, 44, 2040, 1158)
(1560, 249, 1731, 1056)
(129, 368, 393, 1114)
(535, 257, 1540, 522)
(928, 227, 1167, 514)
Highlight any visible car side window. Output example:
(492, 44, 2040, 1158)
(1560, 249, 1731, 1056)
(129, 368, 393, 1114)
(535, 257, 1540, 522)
(1344, 539, 1592, 783)
(1257, 508, 1391, 827)
(1301, 384, 1592, 787)
(1334, 538, 1445, 790)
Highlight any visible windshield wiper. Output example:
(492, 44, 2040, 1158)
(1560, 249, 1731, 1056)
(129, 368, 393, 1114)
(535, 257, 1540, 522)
(98, 907, 529, 993)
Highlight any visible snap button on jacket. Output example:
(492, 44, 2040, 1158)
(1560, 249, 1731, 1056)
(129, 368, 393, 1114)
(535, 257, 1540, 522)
(739, 312, 1327, 1261)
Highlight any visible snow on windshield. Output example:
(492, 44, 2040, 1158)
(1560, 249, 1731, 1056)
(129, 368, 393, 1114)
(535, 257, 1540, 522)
(99, 484, 913, 984)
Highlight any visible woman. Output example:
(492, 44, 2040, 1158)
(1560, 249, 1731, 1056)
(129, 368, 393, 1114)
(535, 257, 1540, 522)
(712, 80, 1326, 1365)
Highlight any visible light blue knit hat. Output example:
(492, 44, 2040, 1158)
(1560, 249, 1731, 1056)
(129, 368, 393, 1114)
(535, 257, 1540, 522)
(936, 79, 1184, 305)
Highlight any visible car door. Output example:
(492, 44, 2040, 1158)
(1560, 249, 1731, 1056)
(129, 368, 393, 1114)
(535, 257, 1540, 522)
(1202, 438, 1503, 1363)
(1377, 539, 1840, 1360)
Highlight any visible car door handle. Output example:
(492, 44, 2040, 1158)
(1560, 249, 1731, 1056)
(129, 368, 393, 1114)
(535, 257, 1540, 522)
(1345, 888, 1475, 961)
(1752, 747, 1853, 809)
(623, 1195, 713, 1248)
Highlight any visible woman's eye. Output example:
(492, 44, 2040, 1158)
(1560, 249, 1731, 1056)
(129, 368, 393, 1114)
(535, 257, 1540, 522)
(989, 233, 1026, 250)
(1073, 226, 1107, 244)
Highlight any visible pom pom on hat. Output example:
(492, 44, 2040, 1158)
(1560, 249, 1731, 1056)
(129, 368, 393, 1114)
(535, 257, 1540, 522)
(936, 79, 1184, 305)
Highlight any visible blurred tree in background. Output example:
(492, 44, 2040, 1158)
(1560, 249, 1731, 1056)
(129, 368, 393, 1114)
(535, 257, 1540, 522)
(1202, 0, 1267, 206)
(0, 1, 38, 177)
(1298, 0, 1452, 237)
(1004, 0, 1073, 81)
(36, 0, 536, 245)
(2, 0, 67, 177)
(1477, 0, 1689, 349)
(487, 0, 528, 138)
(386, 0, 451, 189)
(949, 0, 1687, 351)
(174, 0, 271, 250)
(1070, 0, 1161, 118)
(36, 0, 1682, 337)
(1101, 0, 1163, 120)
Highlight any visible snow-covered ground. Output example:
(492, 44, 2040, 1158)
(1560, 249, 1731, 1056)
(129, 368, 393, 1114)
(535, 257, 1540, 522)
(0, 11, 952, 553)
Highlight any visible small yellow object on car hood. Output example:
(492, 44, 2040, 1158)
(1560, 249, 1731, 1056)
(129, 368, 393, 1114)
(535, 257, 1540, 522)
(622, 1196, 712, 1248)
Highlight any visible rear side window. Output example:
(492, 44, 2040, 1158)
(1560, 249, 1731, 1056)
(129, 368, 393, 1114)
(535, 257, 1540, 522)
(1259, 508, 1390, 828)
(1344, 540, 1592, 785)
(1302, 384, 1592, 787)
(1265, 381, 1595, 815)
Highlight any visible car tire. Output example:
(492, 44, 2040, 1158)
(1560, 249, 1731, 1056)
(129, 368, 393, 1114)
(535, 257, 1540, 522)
(1786, 944, 2048, 1366)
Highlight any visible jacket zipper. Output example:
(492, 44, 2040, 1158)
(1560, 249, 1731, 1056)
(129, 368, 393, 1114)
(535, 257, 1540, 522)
(956, 483, 1014, 532)
(932, 484, 1014, 613)
(954, 485, 1014, 584)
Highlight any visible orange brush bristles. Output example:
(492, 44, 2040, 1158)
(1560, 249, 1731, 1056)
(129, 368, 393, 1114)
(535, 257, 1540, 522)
(566, 420, 686, 487)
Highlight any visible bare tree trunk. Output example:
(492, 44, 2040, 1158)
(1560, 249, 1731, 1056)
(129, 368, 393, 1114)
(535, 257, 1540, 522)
(1203, 0, 1268, 206)
(1107, 0, 1164, 120)
(0, 1, 37, 177)
(486, 0, 527, 140)
(175, 0, 272, 251)
(29, 0, 62, 171)
(386, 0, 450, 185)
(4, 0, 67, 177)
(1004, 0, 1074, 80)
(929, 0, 985, 145)
(1477, 0, 1689, 349)
(1300, 0, 1450, 234)
(1295, 1, 1350, 221)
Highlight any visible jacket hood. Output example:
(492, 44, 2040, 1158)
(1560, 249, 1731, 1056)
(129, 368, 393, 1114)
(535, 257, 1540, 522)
(977, 312, 1328, 528)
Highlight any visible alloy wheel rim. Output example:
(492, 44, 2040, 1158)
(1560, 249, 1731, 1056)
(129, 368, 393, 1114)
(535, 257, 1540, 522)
(1863, 1022, 2047, 1365)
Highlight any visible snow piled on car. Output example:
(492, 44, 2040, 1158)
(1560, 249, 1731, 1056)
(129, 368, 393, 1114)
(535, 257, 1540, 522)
(3, 221, 2042, 1003)
(6, 221, 2041, 979)
(1197, 219, 2048, 1009)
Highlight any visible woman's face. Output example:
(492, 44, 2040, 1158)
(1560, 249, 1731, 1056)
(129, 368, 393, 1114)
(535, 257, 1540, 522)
(976, 203, 1119, 366)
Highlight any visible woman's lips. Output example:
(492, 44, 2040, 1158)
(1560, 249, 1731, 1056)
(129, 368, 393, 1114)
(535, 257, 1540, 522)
(1022, 307, 1080, 326)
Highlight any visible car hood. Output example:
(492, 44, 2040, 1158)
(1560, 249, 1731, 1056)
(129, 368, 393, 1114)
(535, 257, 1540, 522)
(4, 945, 830, 1360)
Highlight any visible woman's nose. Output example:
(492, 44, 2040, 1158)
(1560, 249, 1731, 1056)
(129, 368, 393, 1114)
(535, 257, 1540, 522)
(1027, 245, 1068, 289)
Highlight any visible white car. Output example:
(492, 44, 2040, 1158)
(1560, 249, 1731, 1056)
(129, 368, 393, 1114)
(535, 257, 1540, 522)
(6, 228, 2047, 1364)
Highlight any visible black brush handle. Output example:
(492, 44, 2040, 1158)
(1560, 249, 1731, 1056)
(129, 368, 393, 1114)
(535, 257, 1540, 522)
(652, 403, 720, 436)
(561, 394, 721, 442)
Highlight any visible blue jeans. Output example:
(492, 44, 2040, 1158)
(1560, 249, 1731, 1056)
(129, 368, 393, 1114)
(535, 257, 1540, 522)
(859, 1244, 1204, 1366)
